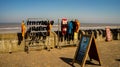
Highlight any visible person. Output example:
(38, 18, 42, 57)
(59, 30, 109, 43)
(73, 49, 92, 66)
(21, 20, 26, 39)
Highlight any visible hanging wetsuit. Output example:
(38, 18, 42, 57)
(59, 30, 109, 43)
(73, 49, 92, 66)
(61, 18, 68, 36)
(47, 21, 54, 36)
(68, 21, 73, 34)
(75, 19, 80, 33)
(21, 21, 26, 38)
(47, 22, 52, 36)
(67, 21, 73, 41)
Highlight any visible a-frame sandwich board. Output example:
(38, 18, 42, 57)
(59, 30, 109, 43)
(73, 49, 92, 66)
(72, 34, 101, 67)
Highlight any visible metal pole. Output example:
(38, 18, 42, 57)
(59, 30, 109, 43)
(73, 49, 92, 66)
(58, 19, 61, 48)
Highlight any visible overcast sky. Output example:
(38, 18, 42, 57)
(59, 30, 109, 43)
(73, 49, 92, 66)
(0, 0, 120, 23)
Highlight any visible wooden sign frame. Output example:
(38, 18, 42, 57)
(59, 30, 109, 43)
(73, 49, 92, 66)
(72, 34, 101, 67)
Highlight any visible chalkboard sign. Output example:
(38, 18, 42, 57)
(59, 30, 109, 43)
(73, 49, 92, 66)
(76, 35, 91, 62)
(72, 34, 101, 67)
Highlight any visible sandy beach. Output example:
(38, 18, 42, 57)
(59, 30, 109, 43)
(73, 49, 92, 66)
(0, 0, 120, 66)
(0, 40, 120, 67)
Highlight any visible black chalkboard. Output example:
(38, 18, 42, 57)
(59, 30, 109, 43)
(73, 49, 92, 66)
(76, 35, 91, 62)
(72, 34, 92, 67)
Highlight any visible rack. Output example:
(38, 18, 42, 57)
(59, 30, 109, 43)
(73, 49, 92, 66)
(25, 18, 49, 53)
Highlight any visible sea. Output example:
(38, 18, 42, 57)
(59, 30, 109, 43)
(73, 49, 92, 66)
(0, 23, 120, 33)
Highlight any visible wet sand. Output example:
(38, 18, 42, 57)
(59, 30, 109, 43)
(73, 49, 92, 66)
(0, 40, 120, 67)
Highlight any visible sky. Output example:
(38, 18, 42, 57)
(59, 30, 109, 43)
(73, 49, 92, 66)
(0, 0, 120, 23)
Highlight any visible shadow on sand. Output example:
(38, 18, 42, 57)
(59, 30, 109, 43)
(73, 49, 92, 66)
(115, 59, 120, 62)
(60, 57, 75, 67)
(60, 57, 100, 67)
(85, 60, 100, 66)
